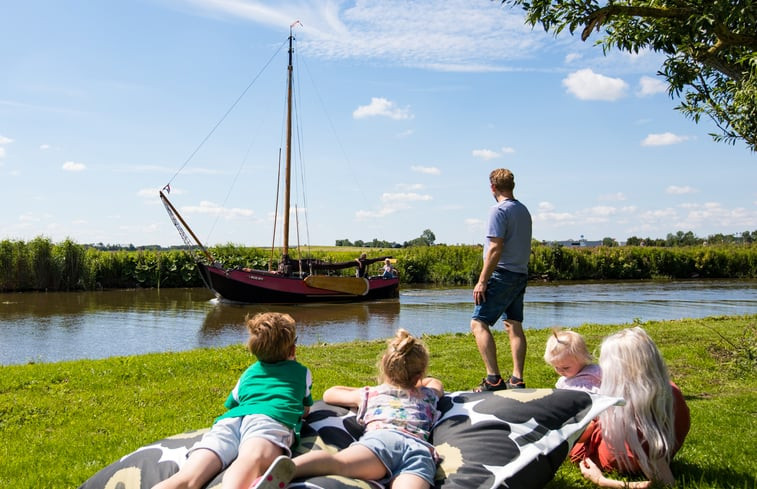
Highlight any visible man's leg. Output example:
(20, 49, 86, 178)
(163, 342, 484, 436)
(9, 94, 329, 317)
(470, 318, 500, 376)
(504, 319, 526, 380)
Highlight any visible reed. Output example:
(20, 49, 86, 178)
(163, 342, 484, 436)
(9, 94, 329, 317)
(1, 237, 756, 292)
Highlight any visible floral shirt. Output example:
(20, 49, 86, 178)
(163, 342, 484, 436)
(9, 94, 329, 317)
(357, 383, 441, 442)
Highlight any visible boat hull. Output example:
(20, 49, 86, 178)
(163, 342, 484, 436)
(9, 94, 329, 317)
(197, 263, 400, 304)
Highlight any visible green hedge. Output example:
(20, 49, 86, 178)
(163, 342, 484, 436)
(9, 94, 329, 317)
(0, 237, 755, 292)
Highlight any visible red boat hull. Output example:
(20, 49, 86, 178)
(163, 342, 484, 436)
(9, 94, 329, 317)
(197, 263, 400, 303)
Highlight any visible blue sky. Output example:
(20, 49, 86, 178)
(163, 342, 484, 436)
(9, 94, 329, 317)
(1, 0, 755, 248)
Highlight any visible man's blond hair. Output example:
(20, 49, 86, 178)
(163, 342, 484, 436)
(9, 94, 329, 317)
(490, 168, 515, 193)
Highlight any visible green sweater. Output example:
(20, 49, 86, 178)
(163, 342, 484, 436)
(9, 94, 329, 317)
(216, 359, 313, 437)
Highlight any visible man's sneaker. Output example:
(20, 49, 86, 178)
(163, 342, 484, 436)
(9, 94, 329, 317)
(475, 377, 507, 392)
(505, 376, 526, 389)
(250, 455, 295, 489)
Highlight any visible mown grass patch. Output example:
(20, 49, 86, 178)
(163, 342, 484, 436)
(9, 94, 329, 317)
(1, 315, 755, 488)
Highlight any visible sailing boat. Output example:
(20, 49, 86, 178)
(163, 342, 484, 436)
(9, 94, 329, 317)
(159, 25, 399, 304)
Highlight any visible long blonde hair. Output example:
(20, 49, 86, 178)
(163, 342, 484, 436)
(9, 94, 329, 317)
(598, 327, 675, 480)
(378, 329, 429, 389)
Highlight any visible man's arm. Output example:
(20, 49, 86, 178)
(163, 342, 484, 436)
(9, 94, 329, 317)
(474, 237, 504, 305)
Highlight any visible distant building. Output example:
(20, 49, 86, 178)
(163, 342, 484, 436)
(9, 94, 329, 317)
(545, 237, 603, 248)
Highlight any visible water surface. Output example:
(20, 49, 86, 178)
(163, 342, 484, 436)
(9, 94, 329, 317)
(1, 280, 755, 365)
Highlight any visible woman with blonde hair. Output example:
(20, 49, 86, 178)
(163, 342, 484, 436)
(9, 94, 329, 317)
(570, 327, 690, 488)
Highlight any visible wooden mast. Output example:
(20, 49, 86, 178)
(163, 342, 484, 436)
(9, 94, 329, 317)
(282, 26, 294, 261)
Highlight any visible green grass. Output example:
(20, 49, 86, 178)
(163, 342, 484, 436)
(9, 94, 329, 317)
(1, 315, 755, 488)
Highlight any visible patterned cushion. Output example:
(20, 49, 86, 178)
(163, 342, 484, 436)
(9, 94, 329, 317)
(78, 389, 621, 489)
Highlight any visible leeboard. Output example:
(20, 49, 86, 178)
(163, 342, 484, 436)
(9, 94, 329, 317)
(303, 276, 370, 296)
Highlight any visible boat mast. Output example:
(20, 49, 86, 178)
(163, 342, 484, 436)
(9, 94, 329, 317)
(282, 26, 294, 261)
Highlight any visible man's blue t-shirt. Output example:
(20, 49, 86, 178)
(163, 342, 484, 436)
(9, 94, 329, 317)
(486, 198, 532, 274)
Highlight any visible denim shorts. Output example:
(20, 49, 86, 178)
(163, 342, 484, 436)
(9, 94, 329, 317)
(472, 268, 528, 326)
(188, 414, 294, 469)
(355, 429, 437, 486)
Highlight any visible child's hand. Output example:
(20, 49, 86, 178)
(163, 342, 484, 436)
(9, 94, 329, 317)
(580, 458, 603, 484)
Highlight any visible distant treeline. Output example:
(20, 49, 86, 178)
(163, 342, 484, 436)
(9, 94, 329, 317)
(1, 236, 756, 293)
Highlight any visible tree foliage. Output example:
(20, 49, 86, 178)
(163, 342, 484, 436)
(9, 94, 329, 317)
(501, 0, 757, 151)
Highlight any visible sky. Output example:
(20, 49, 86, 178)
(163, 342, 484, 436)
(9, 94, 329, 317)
(1, 0, 755, 248)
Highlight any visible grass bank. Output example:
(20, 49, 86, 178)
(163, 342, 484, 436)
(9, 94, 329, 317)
(1, 315, 755, 488)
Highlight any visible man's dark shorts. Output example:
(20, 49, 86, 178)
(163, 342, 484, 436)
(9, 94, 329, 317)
(471, 268, 528, 326)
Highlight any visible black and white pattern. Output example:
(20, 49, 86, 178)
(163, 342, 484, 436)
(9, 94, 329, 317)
(78, 389, 621, 489)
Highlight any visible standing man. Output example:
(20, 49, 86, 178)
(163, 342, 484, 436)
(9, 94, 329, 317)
(471, 168, 532, 391)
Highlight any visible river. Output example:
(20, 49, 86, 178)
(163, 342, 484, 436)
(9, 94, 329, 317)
(1, 279, 755, 365)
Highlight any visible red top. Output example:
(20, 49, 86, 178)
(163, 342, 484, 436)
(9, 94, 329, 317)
(569, 382, 691, 473)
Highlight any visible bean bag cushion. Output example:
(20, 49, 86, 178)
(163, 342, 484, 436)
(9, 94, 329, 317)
(78, 389, 621, 489)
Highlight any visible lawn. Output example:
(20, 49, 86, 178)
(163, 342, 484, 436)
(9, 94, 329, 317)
(1, 315, 755, 488)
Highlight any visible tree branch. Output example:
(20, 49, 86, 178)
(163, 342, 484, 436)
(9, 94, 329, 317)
(581, 5, 694, 41)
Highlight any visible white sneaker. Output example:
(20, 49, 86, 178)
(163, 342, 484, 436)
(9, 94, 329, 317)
(249, 455, 295, 489)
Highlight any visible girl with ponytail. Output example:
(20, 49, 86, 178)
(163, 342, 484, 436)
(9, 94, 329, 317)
(277, 329, 444, 489)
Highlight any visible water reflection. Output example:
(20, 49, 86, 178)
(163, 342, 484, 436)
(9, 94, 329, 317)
(201, 300, 401, 345)
(1, 280, 755, 365)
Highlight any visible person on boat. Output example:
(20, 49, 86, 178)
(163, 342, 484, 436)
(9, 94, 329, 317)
(381, 258, 397, 278)
(570, 326, 691, 488)
(471, 168, 532, 391)
(260, 329, 443, 489)
(153, 312, 312, 489)
(354, 253, 386, 278)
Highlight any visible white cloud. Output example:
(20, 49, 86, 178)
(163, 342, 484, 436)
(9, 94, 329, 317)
(397, 129, 414, 138)
(182, 200, 254, 219)
(138, 187, 185, 198)
(411, 165, 440, 175)
(562, 69, 628, 101)
(355, 191, 432, 220)
(538, 201, 555, 212)
(666, 185, 697, 195)
(62, 161, 86, 172)
(138, 188, 159, 198)
(537, 211, 577, 224)
(353, 97, 413, 120)
(674, 202, 757, 229)
(0, 135, 10, 159)
(564, 53, 582, 64)
(19, 212, 42, 222)
(465, 217, 485, 232)
(396, 183, 424, 191)
(40, 143, 51, 150)
(642, 132, 689, 146)
(472, 149, 500, 160)
(599, 192, 627, 201)
(381, 192, 432, 203)
(588, 206, 617, 217)
(181, 0, 545, 72)
(637, 76, 667, 96)
(472, 146, 514, 161)
(355, 208, 397, 219)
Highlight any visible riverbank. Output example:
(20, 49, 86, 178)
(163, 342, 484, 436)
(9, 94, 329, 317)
(2, 315, 755, 488)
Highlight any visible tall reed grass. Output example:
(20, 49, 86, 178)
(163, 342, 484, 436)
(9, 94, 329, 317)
(1, 237, 755, 292)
